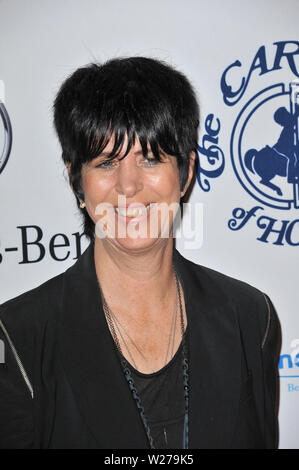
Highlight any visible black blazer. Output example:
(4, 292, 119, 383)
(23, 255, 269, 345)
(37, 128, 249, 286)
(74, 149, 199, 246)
(0, 244, 280, 449)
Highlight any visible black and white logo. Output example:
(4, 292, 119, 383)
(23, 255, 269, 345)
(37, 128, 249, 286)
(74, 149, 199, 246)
(0, 80, 12, 175)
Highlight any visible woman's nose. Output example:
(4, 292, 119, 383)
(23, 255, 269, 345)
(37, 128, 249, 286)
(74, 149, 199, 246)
(114, 157, 143, 197)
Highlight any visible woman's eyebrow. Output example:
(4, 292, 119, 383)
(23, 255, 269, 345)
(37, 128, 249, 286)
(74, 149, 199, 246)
(98, 149, 155, 158)
(97, 151, 114, 158)
(133, 150, 154, 156)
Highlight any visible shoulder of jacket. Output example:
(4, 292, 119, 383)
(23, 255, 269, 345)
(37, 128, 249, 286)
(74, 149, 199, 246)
(180, 252, 264, 302)
(0, 272, 68, 399)
(0, 271, 65, 331)
(177, 251, 270, 340)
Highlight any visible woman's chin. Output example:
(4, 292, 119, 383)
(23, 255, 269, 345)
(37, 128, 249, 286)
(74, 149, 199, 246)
(110, 234, 164, 253)
(94, 215, 173, 252)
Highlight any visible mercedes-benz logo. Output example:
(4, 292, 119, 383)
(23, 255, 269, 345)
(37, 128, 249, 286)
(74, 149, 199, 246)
(0, 96, 12, 175)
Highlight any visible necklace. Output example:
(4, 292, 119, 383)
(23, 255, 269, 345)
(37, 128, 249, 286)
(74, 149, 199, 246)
(102, 283, 179, 373)
(98, 268, 189, 449)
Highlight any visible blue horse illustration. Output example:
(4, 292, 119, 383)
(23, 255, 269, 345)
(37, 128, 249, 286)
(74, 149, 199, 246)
(244, 106, 299, 196)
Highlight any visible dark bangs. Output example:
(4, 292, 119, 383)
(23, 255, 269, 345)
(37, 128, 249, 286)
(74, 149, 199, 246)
(53, 57, 199, 238)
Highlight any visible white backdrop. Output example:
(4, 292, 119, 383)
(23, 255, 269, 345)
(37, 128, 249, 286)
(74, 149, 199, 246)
(0, 0, 298, 449)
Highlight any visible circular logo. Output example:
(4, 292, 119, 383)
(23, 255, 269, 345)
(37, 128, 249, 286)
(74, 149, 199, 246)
(231, 82, 299, 210)
(0, 101, 12, 175)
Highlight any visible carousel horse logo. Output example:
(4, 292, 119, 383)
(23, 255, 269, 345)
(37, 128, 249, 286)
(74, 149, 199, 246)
(231, 80, 299, 210)
(200, 41, 299, 246)
(0, 80, 13, 175)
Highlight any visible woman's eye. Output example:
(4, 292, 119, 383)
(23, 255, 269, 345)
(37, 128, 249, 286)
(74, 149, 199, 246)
(95, 157, 160, 169)
(96, 160, 117, 169)
(140, 158, 159, 167)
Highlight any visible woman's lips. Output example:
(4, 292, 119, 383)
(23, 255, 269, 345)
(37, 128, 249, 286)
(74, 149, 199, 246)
(114, 202, 155, 224)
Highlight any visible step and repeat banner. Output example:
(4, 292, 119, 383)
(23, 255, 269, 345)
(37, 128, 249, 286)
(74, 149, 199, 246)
(0, 0, 298, 449)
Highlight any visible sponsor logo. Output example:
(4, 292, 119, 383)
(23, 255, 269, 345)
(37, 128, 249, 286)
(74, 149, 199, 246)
(279, 339, 299, 391)
(0, 226, 87, 264)
(0, 80, 12, 175)
(197, 40, 299, 246)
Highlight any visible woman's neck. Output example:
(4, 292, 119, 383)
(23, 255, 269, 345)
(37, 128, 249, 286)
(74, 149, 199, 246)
(93, 237, 176, 318)
(93, 236, 188, 374)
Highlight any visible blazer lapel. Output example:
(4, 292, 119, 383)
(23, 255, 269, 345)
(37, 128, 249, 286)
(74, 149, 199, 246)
(59, 243, 242, 449)
(173, 249, 242, 449)
(59, 243, 148, 448)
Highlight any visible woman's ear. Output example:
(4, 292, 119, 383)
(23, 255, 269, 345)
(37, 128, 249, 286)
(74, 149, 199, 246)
(65, 162, 71, 177)
(65, 162, 85, 207)
(65, 162, 73, 189)
(180, 152, 196, 198)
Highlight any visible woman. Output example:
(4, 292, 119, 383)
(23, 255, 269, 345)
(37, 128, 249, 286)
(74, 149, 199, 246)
(0, 57, 280, 449)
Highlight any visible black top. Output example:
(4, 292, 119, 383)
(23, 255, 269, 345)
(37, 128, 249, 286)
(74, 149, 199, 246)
(0, 244, 280, 449)
(123, 327, 189, 449)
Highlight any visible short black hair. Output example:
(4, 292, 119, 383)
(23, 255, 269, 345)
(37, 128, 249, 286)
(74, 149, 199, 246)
(53, 56, 199, 239)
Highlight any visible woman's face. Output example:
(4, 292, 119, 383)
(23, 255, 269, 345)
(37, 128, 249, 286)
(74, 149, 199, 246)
(80, 138, 194, 253)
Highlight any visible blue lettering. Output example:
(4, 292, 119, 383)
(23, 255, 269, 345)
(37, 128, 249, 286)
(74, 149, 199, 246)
(221, 60, 244, 106)
(256, 216, 289, 245)
(288, 384, 299, 392)
(196, 114, 224, 191)
(279, 354, 293, 369)
(221, 46, 270, 105)
(221, 41, 299, 105)
(272, 41, 299, 76)
(228, 206, 263, 231)
(285, 219, 299, 246)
